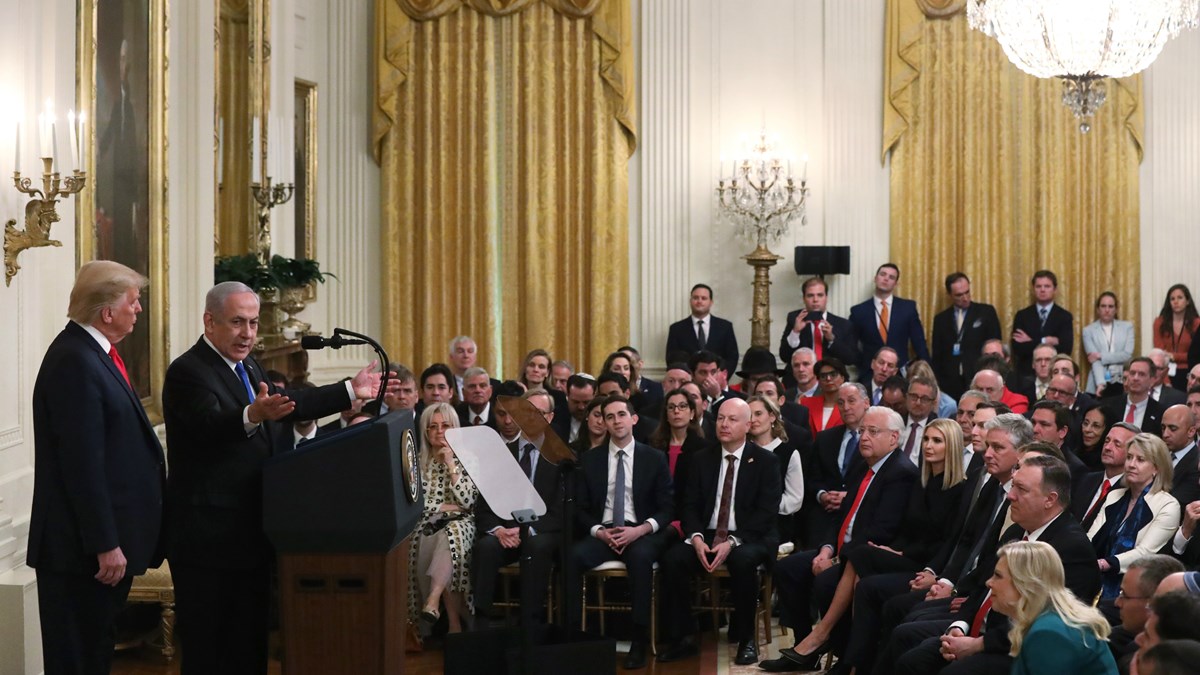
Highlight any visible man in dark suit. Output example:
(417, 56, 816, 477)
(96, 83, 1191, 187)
(760, 406, 920, 672)
(1161, 404, 1200, 506)
(803, 383, 871, 548)
(472, 389, 566, 628)
(1072, 422, 1136, 532)
(1103, 357, 1164, 436)
(27, 261, 166, 675)
(163, 281, 387, 675)
(849, 263, 930, 373)
(1149, 349, 1188, 407)
(455, 366, 496, 428)
(779, 276, 859, 376)
(861, 347, 901, 404)
(665, 283, 740, 379)
(597, 372, 656, 443)
(892, 454, 1100, 675)
(566, 396, 674, 669)
(658, 398, 781, 666)
(1010, 270, 1074, 378)
(931, 273, 1003, 400)
(1028, 400, 1090, 492)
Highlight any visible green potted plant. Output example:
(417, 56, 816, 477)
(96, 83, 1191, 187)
(268, 255, 337, 337)
(214, 254, 278, 291)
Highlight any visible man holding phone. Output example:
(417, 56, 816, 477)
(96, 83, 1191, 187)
(779, 277, 859, 387)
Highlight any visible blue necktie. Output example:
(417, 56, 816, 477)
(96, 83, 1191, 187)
(842, 431, 859, 477)
(612, 450, 627, 527)
(235, 361, 256, 404)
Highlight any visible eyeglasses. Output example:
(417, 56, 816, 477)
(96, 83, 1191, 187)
(907, 394, 935, 405)
(861, 427, 892, 437)
(426, 422, 454, 432)
(1117, 588, 1148, 601)
(1045, 387, 1073, 397)
(666, 403, 691, 412)
(817, 371, 841, 380)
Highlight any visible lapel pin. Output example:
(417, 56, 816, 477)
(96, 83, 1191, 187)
(747, 457, 755, 464)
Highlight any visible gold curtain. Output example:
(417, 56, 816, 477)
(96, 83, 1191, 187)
(883, 0, 1143, 375)
(373, 0, 635, 377)
(217, 0, 254, 256)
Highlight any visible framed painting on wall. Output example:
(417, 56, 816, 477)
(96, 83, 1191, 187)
(76, 0, 169, 421)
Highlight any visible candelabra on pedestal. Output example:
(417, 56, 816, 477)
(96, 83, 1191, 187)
(716, 129, 809, 348)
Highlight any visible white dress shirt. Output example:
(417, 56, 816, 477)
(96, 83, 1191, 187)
(593, 439, 657, 533)
(761, 438, 805, 515)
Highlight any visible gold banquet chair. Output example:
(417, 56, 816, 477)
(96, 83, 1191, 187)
(493, 561, 556, 623)
(580, 561, 658, 654)
(693, 563, 774, 646)
(124, 560, 176, 661)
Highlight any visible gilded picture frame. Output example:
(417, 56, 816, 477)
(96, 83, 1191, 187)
(76, 0, 170, 423)
(294, 79, 317, 298)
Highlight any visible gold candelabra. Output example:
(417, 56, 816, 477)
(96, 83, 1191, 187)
(4, 157, 86, 286)
(716, 129, 809, 348)
(251, 176, 294, 265)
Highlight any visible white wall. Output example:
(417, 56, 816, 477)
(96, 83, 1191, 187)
(1140, 31, 1200, 341)
(632, 0, 890, 374)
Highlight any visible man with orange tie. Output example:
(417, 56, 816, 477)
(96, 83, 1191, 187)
(759, 406, 918, 672)
(1103, 357, 1164, 435)
(849, 263, 929, 377)
(28, 261, 167, 675)
(657, 398, 781, 666)
(892, 454, 1099, 675)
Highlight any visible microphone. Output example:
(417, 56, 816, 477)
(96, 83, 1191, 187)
(300, 333, 367, 350)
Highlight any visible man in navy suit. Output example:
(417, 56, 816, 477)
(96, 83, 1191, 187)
(455, 366, 496, 428)
(28, 261, 166, 675)
(849, 263, 929, 375)
(761, 406, 919, 672)
(1010, 270, 1074, 378)
(779, 277, 859, 377)
(1103, 357, 1164, 436)
(931, 273, 1002, 400)
(566, 395, 674, 669)
(665, 283, 740, 378)
(163, 282, 388, 675)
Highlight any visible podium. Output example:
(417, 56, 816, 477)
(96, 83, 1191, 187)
(263, 410, 423, 675)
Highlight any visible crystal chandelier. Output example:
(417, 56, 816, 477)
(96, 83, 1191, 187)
(967, 0, 1200, 132)
(716, 130, 808, 250)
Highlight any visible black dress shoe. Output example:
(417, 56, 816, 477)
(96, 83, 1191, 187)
(779, 642, 831, 670)
(758, 657, 806, 672)
(657, 635, 699, 662)
(623, 641, 647, 670)
(734, 640, 759, 666)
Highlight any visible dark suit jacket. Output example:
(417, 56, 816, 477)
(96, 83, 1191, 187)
(1170, 443, 1200, 508)
(455, 400, 496, 429)
(931, 302, 1003, 399)
(975, 516, 1102, 655)
(679, 443, 781, 546)
(1155, 385, 1188, 408)
(848, 296, 930, 372)
(665, 314, 740, 378)
(1102, 396, 1164, 436)
(162, 337, 353, 569)
(27, 322, 166, 576)
(576, 442, 673, 533)
(1072, 472, 1124, 532)
(807, 425, 864, 501)
(777, 310, 859, 372)
(477, 440, 565, 534)
(821, 449, 920, 557)
(635, 378, 665, 416)
(1011, 304, 1075, 376)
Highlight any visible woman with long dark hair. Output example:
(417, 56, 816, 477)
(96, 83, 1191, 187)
(1154, 284, 1200, 389)
(1077, 405, 1115, 472)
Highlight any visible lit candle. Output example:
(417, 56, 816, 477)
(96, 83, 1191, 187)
(251, 116, 261, 183)
(67, 110, 77, 170)
(14, 120, 20, 175)
(77, 111, 86, 169)
(51, 122, 57, 167)
(802, 154, 809, 182)
(40, 99, 52, 159)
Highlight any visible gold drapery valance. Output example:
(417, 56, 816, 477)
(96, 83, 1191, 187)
(882, 0, 1143, 383)
(372, 0, 635, 377)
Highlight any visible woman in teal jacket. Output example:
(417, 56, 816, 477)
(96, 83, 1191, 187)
(989, 541, 1117, 675)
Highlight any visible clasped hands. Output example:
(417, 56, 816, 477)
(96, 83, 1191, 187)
(691, 535, 732, 572)
(597, 523, 651, 555)
(247, 360, 401, 423)
(939, 627, 983, 662)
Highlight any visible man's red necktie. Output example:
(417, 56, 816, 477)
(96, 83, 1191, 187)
(836, 468, 875, 554)
(109, 346, 132, 389)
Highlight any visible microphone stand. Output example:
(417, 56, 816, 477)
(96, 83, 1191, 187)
(328, 327, 391, 410)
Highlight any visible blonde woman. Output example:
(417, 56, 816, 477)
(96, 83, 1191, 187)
(1088, 433, 1182, 599)
(991, 540, 1117, 675)
(408, 402, 478, 634)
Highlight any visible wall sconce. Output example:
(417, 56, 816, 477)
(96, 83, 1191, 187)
(4, 101, 87, 286)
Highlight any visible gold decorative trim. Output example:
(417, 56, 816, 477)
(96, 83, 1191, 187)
(295, 78, 317, 299)
(76, 0, 170, 424)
